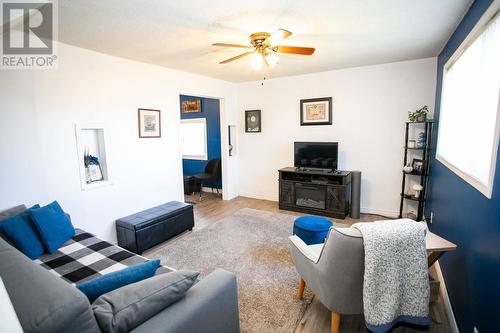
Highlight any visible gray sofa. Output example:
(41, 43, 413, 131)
(0, 205, 240, 333)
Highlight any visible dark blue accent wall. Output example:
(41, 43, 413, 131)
(425, 1, 499, 332)
(180, 95, 222, 189)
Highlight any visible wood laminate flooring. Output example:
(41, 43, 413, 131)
(177, 193, 452, 333)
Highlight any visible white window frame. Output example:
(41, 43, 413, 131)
(436, 9, 500, 199)
(181, 118, 208, 160)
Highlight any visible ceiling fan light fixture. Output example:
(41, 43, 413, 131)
(265, 52, 279, 67)
(251, 52, 263, 71)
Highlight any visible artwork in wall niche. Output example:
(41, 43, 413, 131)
(411, 158, 425, 175)
(300, 97, 332, 126)
(138, 108, 161, 138)
(182, 99, 202, 113)
(84, 148, 103, 183)
(245, 110, 261, 133)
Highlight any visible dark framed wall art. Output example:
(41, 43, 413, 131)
(181, 99, 202, 113)
(245, 109, 261, 133)
(300, 97, 333, 126)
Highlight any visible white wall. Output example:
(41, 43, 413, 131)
(0, 42, 238, 242)
(0, 47, 437, 243)
(236, 58, 437, 216)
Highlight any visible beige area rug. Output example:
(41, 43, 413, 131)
(147, 208, 347, 333)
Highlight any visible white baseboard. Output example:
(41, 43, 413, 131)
(237, 193, 400, 218)
(360, 207, 399, 218)
(434, 261, 459, 333)
(238, 191, 278, 202)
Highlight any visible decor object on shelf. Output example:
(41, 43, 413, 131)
(408, 140, 416, 148)
(406, 211, 417, 220)
(412, 158, 425, 175)
(245, 110, 261, 132)
(181, 99, 201, 113)
(408, 106, 430, 122)
(417, 132, 426, 148)
(138, 108, 161, 138)
(412, 184, 424, 199)
(212, 29, 315, 70)
(84, 148, 103, 183)
(300, 97, 332, 126)
(402, 164, 413, 173)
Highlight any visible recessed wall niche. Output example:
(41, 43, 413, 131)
(75, 125, 110, 190)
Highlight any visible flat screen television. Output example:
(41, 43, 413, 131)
(294, 142, 338, 170)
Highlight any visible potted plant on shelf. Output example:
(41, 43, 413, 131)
(408, 106, 430, 122)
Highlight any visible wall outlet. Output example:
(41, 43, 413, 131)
(430, 212, 434, 224)
(473, 326, 479, 333)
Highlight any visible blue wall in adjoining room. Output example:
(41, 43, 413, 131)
(180, 95, 222, 189)
(425, 1, 499, 332)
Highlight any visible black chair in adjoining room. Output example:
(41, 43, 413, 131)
(193, 158, 221, 199)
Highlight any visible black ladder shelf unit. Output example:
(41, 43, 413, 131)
(398, 121, 434, 221)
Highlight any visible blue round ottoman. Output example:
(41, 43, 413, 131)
(293, 216, 333, 245)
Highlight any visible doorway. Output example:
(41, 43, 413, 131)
(180, 94, 222, 203)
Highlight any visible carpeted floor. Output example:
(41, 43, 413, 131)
(147, 208, 347, 333)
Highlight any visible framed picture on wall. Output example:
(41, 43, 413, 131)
(300, 97, 332, 126)
(412, 158, 425, 175)
(182, 99, 202, 113)
(138, 108, 161, 138)
(245, 110, 261, 133)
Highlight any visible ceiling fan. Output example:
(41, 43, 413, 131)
(212, 29, 315, 70)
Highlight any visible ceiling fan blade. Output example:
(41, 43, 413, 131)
(276, 45, 315, 55)
(219, 51, 254, 64)
(272, 29, 292, 40)
(212, 43, 254, 49)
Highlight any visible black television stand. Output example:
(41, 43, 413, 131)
(279, 167, 351, 219)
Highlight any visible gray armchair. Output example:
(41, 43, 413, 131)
(289, 227, 365, 333)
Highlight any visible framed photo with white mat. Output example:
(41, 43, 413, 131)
(138, 108, 161, 138)
(300, 97, 332, 126)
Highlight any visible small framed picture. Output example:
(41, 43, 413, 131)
(182, 99, 201, 113)
(138, 108, 161, 138)
(412, 158, 425, 175)
(300, 97, 332, 126)
(245, 110, 261, 133)
(86, 164, 103, 183)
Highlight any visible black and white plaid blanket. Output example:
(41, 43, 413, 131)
(35, 229, 172, 285)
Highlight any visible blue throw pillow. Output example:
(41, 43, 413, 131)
(0, 205, 45, 259)
(77, 259, 161, 303)
(30, 201, 75, 254)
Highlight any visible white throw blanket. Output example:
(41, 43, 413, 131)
(353, 219, 429, 333)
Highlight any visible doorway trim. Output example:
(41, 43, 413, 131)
(178, 91, 235, 201)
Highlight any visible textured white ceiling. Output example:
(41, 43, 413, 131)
(57, 0, 472, 82)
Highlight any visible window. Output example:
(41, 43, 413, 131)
(181, 118, 208, 160)
(436, 12, 500, 198)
